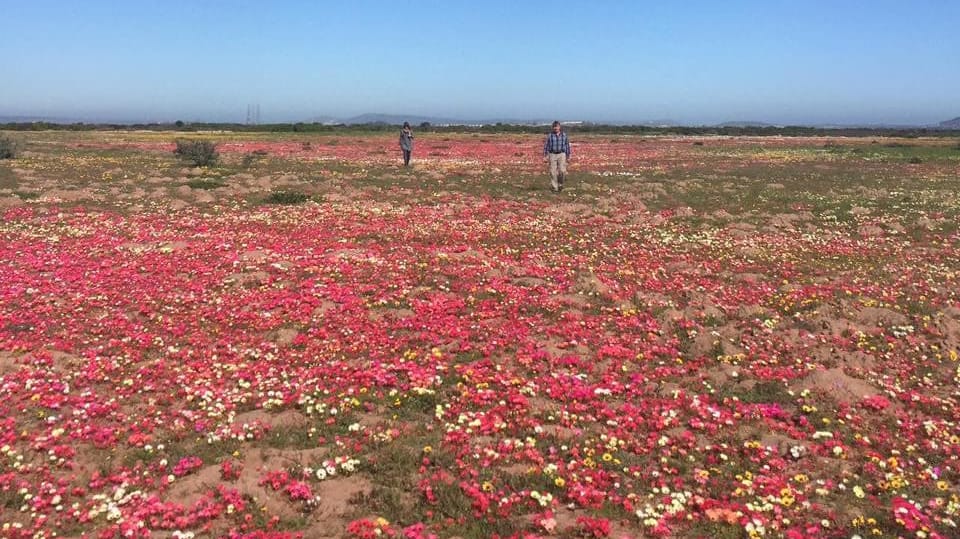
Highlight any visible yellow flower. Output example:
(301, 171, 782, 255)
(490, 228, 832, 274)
(937, 480, 949, 491)
(481, 481, 494, 492)
(601, 452, 613, 462)
(554, 477, 566, 487)
(422, 445, 432, 454)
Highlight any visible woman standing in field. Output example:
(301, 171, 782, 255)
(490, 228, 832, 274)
(399, 122, 414, 167)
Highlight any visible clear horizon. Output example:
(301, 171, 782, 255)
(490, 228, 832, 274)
(2, 1, 958, 126)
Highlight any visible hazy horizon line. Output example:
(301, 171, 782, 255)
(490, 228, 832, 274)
(2, 111, 957, 128)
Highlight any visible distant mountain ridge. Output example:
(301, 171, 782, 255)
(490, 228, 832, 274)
(316, 113, 554, 126)
(940, 117, 960, 129)
(0, 114, 84, 124)
(341, 113, 464, 126)
(316, 114, 679, 127)
(716, 121, 774, 128)
(3, 113, 960, 129)
(314, 114, 960, 129)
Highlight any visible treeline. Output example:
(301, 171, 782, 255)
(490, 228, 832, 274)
(1, 121, 958, 138)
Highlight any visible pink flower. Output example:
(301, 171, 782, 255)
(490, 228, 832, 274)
(172, 456, 203, 477)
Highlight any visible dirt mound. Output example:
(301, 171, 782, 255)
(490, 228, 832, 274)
(795, 368, 880, 405)
(855, 306, 909, 328)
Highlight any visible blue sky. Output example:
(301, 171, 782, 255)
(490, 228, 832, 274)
(2, 0, 958, 125)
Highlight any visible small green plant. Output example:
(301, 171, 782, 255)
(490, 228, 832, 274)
(14, 191, 40, 200)
(737, 380, 794, 404)
(907, 156, 922, 164)
(265, 190, 310, 205)
(686, 522, 742, 539)
(241, 149, 268, 168)
(0, 136, 18, 159)
(174, 139, 218, 167)
(185, 178, 226, 190)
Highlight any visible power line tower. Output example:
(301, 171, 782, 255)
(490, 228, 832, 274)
(246, 104, 261, 125)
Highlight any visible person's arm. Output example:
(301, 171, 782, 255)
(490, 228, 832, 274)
(564, 134, 571, 159)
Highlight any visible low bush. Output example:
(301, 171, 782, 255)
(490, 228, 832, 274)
(174, 139, 218, 167)
(241, 150, 268, 168)
(0, 136, 18, 159)
(907, 156, 923, 164)
(265, 191, 310, 205)
(186, 178, 226, 190)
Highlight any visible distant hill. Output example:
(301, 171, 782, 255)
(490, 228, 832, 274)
(303, 115, 341, 125)
(309, 113, 584, 127)
(335, 114, 675, 127)
(940, 117, 960, 129)
(341, 113, 465, 126)
(0, 115, 81, 124)
(716, 121, 775, 128)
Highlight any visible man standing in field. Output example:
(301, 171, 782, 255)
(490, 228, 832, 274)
(543, 121, 570, 192)
(399, 121, 414, 167)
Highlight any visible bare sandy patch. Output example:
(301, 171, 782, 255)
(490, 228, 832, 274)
(795, 367, 880, 405)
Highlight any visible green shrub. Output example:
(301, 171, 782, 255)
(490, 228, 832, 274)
(173, 139, 218, 167)
(241, 149, 268, 168)
(265, 191, 310, 205)
(0, 136, 18, 159)
(907, 156, 922, 164)
(186, 178, 226, 190)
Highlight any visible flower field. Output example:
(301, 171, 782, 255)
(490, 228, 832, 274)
(1, 131, 959, 538)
